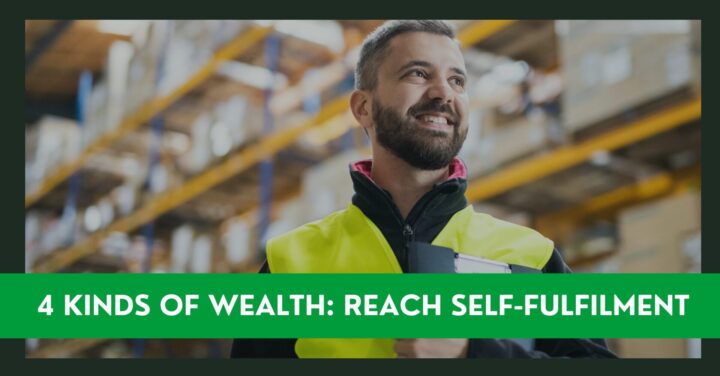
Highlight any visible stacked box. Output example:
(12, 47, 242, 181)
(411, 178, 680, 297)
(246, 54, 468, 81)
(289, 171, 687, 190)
(125, 21, 169, 116)
(84, 79, 108, 146)
(221, 217, 254, 267)
(617, 191, 700, 273)
(189, 233, 214, 274)
(25, 116, 82, 192)
(615, 191, 701, 358)
(178, 96, 259, 175)
(561, 222, 618, 264)
(104, 41, 134, 133)
(158, 21, 234, 96)
(560, 20, 698, 132)
(180, 113, 213, 173)
(170, 225, 195, 273)
(461, 108, 552, 178)
(301, 149, 368, 221)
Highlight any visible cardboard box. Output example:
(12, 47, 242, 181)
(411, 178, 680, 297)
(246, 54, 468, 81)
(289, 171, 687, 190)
(222, 217, 253, 266)
(617, 191, 700, 273)
(84, 80, 109, 146)
(560, 20, 698, 132)
(104, 41, 134, 133)
(124, 21, 168, 116)
(180, 113, 213, 173)
(562, 222, 617, 264)
(170, 225, 194, 273)
(616, 338, 687, 358)
(462, 109, 551, 178)
(25, 116, 81, 191)
(615, 191, 700, 358)
(302, 148, 367, 221)
(189, 234, 213, 273)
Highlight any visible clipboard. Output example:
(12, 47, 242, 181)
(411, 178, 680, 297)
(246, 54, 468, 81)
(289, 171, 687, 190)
(407, 242, 541, 274)
(406, 242, 539, 352)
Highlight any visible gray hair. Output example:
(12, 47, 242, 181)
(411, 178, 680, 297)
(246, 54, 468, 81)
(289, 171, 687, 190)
(354, 20, 457, 91)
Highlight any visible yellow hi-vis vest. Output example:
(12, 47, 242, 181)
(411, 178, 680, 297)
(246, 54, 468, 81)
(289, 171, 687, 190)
(266, 204, 554, 358)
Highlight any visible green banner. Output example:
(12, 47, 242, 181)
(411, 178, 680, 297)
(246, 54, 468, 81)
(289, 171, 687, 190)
(1, 273, 718, 338)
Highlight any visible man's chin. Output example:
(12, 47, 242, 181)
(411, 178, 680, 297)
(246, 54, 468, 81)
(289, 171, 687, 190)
(403, 157, 455, 171)
(390, 145, 459, 171)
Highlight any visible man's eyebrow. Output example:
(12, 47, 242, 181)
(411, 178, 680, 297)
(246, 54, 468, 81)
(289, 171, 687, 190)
(396, 60, 467, 79)
(450, 67, 467, 79)
(396, 60, 432, 74)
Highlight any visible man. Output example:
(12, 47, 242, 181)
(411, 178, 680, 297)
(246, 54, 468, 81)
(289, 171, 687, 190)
(231, 20, 616, 358)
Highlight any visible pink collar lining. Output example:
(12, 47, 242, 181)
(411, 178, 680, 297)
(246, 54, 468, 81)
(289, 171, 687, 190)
(350, 157, 467, 182)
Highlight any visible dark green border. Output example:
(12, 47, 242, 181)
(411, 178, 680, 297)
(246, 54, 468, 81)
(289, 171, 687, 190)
(7, 0, 717, 372)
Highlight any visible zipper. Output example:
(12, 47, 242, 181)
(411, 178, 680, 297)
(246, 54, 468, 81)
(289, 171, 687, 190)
(398, 181, 460, 271)
(355, 170, 461, 271)
(403, 224, 415, 271)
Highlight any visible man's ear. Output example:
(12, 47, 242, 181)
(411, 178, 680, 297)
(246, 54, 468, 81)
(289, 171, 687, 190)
(350, 90, 373, 131)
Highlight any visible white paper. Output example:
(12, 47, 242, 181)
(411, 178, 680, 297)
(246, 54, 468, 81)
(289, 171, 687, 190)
(455, 254, 511, 274)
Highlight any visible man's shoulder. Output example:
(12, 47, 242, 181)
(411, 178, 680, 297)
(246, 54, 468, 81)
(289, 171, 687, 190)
(466, 209, 555, 269)
(470, 209, 548, 240)
(270, 208, 350, 244)
(265, 208, 352, 273)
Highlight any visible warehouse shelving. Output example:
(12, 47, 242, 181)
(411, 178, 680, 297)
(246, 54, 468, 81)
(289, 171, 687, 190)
(29, 20, 700, 275)
(25, 25, 272, 208)
(32, 20, 518, 273)
(536, 166, 700, 241)
(465, 98, 701, 203)
(538, 165, 700, 269)
(32, 95, 349, 272)
(27, 338, 109, 358)
(25, 20, 701, 359)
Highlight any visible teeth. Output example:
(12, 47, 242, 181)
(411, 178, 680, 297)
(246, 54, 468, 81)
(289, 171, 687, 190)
(420, 115, 448, 125)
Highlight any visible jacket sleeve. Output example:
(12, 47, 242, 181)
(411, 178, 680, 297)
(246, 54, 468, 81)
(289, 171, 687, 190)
(230, 261, 299, 358)
(466, 248, 618, 358)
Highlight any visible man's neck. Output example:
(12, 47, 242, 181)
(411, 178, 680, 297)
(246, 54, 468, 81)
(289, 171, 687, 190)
(370, 147, 449, 219)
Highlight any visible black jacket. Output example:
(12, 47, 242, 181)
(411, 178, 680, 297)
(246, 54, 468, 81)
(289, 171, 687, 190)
(231, 159, 617, 358)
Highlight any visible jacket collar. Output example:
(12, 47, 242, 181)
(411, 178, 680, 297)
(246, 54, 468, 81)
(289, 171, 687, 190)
(348, 157, 469, 271)
(349, 157, 468, 184)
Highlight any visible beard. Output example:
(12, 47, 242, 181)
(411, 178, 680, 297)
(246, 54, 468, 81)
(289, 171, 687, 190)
(372, 97, 467, 170)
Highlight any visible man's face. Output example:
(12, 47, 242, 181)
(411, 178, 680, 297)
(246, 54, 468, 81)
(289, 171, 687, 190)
(370, 31, 469, 170)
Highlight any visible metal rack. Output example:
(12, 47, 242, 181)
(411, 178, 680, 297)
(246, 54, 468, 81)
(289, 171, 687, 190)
(31, 20, 518, 273)
(25, 25, 272, 207)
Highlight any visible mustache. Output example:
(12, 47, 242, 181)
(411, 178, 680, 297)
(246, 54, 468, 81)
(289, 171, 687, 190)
(407, 100, 460, 125)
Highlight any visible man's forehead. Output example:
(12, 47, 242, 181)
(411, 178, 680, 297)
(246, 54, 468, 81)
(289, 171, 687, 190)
(383, 32, 466, 71)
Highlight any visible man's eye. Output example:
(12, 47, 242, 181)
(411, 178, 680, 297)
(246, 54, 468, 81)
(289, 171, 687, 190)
(451, 77, 465, 87)
(409, 70, 428, 79)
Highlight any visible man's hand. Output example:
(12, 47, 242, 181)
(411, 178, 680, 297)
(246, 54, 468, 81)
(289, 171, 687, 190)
(394, 339, 469, 358)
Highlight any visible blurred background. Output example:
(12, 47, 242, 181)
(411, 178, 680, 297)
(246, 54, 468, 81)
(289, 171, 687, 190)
(24, 20, 701, 358)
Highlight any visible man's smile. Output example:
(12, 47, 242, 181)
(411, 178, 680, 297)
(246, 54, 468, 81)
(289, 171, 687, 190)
(413, 112, 456, 132)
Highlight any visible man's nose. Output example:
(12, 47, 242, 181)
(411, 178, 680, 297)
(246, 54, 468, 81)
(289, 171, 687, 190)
(426, 78, 454, 104)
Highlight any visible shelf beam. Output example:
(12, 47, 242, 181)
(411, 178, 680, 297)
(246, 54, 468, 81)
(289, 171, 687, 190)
(535, 166, 700, 242)
(465, 98, 701, 203)
(457, 20, 515, 46)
